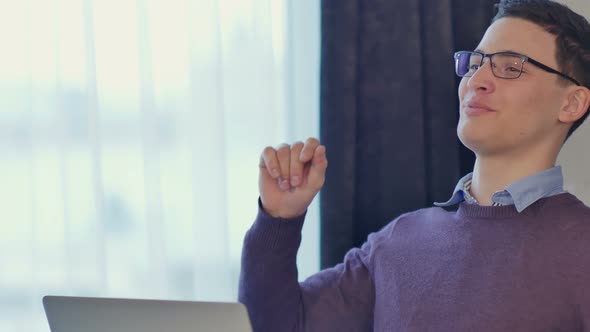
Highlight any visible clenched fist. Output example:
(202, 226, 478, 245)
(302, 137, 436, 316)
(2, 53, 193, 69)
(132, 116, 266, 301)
(258, 137, 328, 218)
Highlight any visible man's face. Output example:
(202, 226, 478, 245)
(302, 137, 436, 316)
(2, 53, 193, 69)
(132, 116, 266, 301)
(457, 17, 570, 157)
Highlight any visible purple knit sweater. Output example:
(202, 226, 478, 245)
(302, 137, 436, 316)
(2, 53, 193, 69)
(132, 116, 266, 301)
(239, 193, 590, 331)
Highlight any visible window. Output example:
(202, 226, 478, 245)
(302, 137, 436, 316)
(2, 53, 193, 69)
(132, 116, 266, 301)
(0, 0, 319, 330)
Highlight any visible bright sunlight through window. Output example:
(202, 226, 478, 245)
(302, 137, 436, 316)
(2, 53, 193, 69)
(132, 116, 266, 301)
(0, 0, 320, 330)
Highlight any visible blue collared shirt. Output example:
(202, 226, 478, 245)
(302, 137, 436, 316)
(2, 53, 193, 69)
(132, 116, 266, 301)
(434, 166, 566, 212)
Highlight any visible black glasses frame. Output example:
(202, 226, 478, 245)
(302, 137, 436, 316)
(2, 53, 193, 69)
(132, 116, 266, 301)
(454, 50, 581, 86)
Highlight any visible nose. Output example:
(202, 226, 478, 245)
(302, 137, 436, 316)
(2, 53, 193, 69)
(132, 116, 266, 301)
(466, 58, 496, 94)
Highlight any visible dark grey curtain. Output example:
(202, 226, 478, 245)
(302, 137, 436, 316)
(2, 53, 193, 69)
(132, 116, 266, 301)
(320, 0, 498, 268)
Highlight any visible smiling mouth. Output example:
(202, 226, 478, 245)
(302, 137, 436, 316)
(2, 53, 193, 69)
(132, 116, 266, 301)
(464, 106, 495, 116)
(462, 101, 497, 116)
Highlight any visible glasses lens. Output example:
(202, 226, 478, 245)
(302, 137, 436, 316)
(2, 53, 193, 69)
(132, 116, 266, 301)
(491, 54, 523, 78)
(455, 52, 481, 77)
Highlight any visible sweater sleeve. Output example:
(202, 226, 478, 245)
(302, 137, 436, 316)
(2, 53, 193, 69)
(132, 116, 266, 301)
(238, 203, 378, 332)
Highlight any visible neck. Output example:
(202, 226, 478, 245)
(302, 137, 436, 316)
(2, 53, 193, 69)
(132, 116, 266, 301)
(470, 149, 558, 206)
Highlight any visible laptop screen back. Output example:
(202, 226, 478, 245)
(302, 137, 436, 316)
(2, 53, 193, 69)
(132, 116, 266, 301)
(43, 296, 253, 332)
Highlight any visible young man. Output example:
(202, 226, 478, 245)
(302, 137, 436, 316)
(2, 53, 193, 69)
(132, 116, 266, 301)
(239, 0, 590, 330)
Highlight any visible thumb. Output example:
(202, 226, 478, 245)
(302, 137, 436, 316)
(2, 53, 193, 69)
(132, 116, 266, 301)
(307, 145, 328, 190)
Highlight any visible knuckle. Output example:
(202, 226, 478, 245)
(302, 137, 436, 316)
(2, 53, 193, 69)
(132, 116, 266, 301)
(306, 137, 319, 145)
(262, 146, 276, 156)
(276, 146, 291, 158)
(292, 141, 304, 150)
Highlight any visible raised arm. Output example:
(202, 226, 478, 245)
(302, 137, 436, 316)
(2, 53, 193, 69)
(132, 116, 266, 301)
(238, 138, 375, 332)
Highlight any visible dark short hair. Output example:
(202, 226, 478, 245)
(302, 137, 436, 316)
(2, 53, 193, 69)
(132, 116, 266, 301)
(492, 0, 590, 141)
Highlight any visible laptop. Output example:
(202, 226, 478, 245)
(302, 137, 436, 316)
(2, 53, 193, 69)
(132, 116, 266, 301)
(43, 295, 253, 332)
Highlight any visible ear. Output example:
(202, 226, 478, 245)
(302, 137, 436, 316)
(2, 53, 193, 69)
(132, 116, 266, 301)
(558, 86, 590, 124)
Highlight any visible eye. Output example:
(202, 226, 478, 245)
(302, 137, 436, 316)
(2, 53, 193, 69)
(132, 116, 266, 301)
(500, 65, 522, 74)
(469, 64, 480, 71)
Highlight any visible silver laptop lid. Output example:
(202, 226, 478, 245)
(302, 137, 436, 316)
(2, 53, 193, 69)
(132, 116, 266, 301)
(43, 296, 253, 332)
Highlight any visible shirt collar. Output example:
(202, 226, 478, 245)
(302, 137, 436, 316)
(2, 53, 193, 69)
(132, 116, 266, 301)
(503, 166, 564, 212)
(434, 173, 473, 208)
(434, 166, 565, 213)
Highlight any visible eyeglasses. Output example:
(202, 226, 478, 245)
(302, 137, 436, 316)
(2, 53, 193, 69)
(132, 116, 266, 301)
(454, 50, 581, 86)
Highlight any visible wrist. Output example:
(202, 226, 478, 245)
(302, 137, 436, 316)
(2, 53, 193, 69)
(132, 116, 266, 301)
(258, 198, 306, 219)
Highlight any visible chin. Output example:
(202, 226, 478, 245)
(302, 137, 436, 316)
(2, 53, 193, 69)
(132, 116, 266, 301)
(457, 123, 490, 153)
(458, 129, 516, 157)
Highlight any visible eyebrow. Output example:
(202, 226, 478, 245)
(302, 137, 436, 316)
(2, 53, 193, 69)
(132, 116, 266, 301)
(473, 48, 530, 57)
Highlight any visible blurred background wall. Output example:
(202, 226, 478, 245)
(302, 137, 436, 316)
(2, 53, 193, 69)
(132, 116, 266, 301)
(557, 0, 590, 205)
